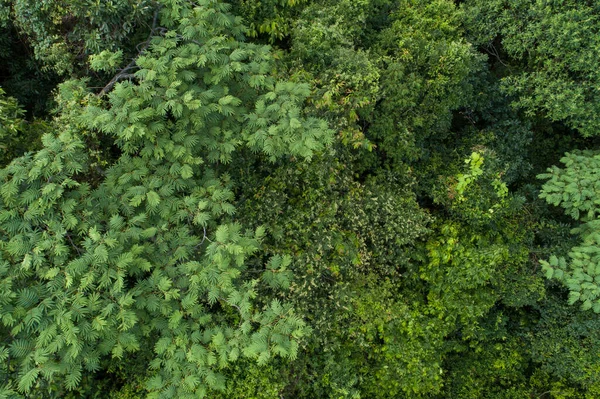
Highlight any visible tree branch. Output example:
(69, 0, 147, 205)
(99, 8, 161, 96)
(66, 233, 83, 256)
(194, 226, 211, 250)
(99, 72, 138, 95)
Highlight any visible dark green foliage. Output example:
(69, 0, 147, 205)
(0, 89, 44, 166)
(463, 0, 600, 137)
(234, 153, 437, 397)
(2, 0, 600, 397)
(0, 23, 60, 115)
(5, 0, 155, 75)
(230, 0, 310, 42)
(439, 293, 600, 399)
(370, 0, 485, 163)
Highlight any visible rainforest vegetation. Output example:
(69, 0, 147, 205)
(1, 0, 600, 398)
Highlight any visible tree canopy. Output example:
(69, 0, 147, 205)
(1, 0, 600, 398)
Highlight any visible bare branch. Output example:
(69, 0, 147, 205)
(484, 42, 511, 69)
(66, 233, 83, 256)
(194, 226, 212, 251)
(99, 71, 138, 96)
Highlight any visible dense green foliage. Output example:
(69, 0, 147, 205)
(1, 0, 599, 398)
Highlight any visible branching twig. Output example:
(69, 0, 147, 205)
(485, 42, 510, 69)
(194, 226, 212, 250)
(99, 71, 139, 95)
(66, 233, 83, 256)
(219, 296, 245, 327)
